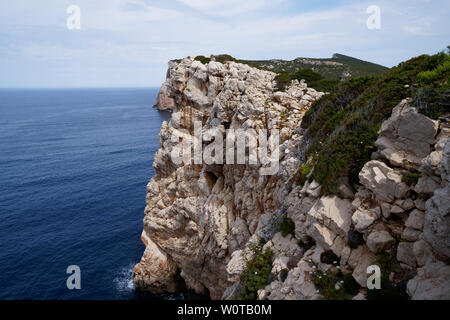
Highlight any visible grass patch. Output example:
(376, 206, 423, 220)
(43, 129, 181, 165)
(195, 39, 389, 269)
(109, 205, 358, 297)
(294, 162, 313, 186)
(402, 171, 421, 186)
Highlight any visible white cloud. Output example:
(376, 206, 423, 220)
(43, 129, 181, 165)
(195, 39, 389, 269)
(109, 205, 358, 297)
(1, 0, 449, 87)
(176, 0, 277, 16)
(402, 25, 423, 35)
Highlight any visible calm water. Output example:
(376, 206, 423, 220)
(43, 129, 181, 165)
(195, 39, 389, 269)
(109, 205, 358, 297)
(0, 88, 170, 299)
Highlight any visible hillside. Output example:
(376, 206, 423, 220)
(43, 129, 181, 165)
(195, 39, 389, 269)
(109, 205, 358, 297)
(185, 53, 389, 81)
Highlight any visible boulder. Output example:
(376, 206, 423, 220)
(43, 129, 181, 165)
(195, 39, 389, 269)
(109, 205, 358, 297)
(349, 246, 377, 287)
(401, 228, 422, 242)
(405, 209, 425, 230)
(407, 261, 450, 300)
(359, 160, 409, 203)
(352, 208, 379, 232)
(307, 196, 353, 237)
(413, 240, 436, 267)
(375, 99, 439, 169)
(423, 140, 450, 259)
(397, 242, 416, 267)
(367, 230, 396, 253)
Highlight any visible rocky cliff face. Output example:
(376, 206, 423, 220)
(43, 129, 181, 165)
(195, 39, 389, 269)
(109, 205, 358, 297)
(134, 56, 449, 300)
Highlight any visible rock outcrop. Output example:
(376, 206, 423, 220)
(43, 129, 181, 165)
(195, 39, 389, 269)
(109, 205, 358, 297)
(134, 56, 324, 299)
(135, 58, 450, 300)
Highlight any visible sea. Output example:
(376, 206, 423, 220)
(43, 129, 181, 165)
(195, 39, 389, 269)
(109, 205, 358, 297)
(0, 88, 171, 299)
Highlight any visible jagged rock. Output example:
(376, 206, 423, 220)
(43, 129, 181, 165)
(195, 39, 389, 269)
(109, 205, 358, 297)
(414, 175, 441, 195)
(271, 232, 301, 259)
(133, 236, 178, 294)
(381, 202, 391, 219)
(348, 246, 377, 287)
(407, 261, 450, 300)
(226, 249, 253, 282)
(305, 180, 322, 198)
(401, 198, 415, 211)
(405, 209, 425, 230)
(222, 282, 244, 300)
(401, 228, 422, 242)
(391, 205, 404, 214)
(414, 199, 426, 211)
(266, 260, 321, 300)
(257, 289, 267, 300)
(137, 55, 450, 301)
(359, 160, 409, 203)
(307, 196, 353, 237)
(413, 240, 436, 267)
(367, 230, 396, 253)
(376, 99, 439, 169)
(337, 177, 355, 199)
(134, 56, 325, 299)
(352, 208, 380, 232)
(256, 211, 283, 242)
(154, 68, 176, 111)
(397, 242, 416, 267)
(423, 140, 450, 259)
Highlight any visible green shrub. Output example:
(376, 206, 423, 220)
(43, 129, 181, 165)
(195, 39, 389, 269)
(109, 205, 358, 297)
(294, 162, 313, 186)
(274, 72, 292, 91)
(194, 55, 211, 64)
(374, 251, 401, 278)
(312, 271, 345, 299)
(402, 171, 421, 186)
(417, 53, 450, 85)
(279, 216, 295, 237)
(300, 52, 449, 195)
(294, 69, 323, 83)
(239, 247, 274, 300)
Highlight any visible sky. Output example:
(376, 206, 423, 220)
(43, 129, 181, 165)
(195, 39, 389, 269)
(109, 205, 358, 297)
(0, 0, 449, 88)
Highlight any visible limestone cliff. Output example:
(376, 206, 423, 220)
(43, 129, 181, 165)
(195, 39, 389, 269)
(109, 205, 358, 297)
(134, 55, 450, 300)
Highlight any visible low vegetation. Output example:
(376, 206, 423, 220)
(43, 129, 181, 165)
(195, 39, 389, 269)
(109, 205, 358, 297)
(279, 216, 295, 237)
(238, 246, 274, 300)
(298, 51, 449, 195)
(312, 269, 360, 300)
(274, 68, 340, 92)
(402, 171, 421, 186)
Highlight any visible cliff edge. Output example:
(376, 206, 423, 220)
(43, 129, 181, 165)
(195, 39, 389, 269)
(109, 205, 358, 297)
(135, 53, 450, 300)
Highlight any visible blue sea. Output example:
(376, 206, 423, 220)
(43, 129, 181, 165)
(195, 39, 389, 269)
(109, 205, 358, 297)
(0, 88, 170, 299)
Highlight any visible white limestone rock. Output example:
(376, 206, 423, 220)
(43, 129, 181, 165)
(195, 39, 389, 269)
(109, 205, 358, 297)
(407, 261, 450, 300)
(359, 160, 409, 203)
(367, 230, 396, 253)
(375, 99, 439, 169)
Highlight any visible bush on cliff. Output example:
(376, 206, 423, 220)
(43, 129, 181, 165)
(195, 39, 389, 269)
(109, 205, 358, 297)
(238, 246, 274, 300)
(279, 216, 295, 237)
(300, 51, 450, 195)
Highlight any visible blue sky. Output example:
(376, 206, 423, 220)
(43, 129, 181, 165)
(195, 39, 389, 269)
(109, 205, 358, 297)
(0, 0, 449, 88)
